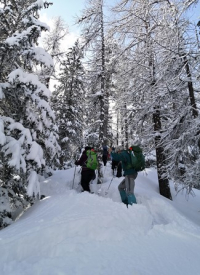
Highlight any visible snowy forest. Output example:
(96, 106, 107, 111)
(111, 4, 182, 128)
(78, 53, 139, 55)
(0, 0, 199, 229)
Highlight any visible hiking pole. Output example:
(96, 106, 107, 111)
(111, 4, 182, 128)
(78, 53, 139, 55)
(103, 165, 107, 175)
(78, 167, 82, 173)
(105, 176, 114, 195)
(72, 166, 76, 189)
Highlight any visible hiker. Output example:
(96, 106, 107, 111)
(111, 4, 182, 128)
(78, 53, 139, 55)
(75, 146, 96, 192)
(111, 147, 122, 177)
(109, 145, 138, 205)
(102, 145, 108, 166)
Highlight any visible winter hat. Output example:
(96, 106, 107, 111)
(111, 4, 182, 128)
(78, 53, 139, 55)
(116, 146, 123, 152)
(129, 145, 142, 153)
(85, 146, 91, 151)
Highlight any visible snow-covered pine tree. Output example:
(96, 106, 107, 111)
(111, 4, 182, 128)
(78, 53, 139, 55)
(0, 0, 60, 228)
(51, 40, 85, 168)
(76, 0, 117, 183)
(76, 0, 108, 147)
(83, 40, 115, 149)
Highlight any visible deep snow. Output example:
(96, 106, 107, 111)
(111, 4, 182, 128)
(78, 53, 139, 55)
(0, 163, 200, 275)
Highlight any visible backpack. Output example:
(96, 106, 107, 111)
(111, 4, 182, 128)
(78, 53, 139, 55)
(86, 150, 98, 170)
(130, 146, 145, 172)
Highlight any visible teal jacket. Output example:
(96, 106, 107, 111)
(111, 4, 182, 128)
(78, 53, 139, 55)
(111, 150, 137, 176)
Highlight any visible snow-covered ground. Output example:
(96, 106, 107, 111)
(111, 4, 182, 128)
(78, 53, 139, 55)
(0, 163, 200, 275)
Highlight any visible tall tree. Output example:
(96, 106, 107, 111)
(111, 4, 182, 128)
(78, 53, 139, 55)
(162, 7, 200, 193)
(0, 0, 60, 228)
(110, 0, 180, 199)
(109, 0, 200, 197)
(42, 16, 69, 88)
(76, 0, 111, 183)
(76, 0, 108, 146)
(51, 40, 85, 167)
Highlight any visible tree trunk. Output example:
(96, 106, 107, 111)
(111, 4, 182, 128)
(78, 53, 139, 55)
(124, 102, 129, 149)
(182, 55, 198, 118)
(98, 1, 106, 147)
(98, 1, 106, 183)
(145, 19, 172, 200)
(153, 108, 172, 200)
(116, 112, 119, 146)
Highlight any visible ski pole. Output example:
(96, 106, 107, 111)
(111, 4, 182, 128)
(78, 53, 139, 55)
(105, 176, 114, 195)
(72, 166, 76, 189)
(78, 167, 82, 173)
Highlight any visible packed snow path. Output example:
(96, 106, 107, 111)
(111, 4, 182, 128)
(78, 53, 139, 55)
(0, 164, 200, 275)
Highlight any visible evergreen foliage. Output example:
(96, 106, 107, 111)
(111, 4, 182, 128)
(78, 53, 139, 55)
(51, 40, 85, 167)
(0, 0, 59, 228)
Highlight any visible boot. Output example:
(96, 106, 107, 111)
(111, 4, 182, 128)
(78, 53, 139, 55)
(119, 189, 128, 205)
(127, 194, 137, 205)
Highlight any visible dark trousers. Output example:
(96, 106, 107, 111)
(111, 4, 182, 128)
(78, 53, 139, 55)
(112, 160, 122, 177)
(116, 162, 122, 177)
(102, 155, 107, 166)
(81, 169, 95, 192)
(112, 160, 118, 170)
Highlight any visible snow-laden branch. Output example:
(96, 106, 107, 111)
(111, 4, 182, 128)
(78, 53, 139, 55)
(23, 47, 54, 68)
(8, 68, 51, 98)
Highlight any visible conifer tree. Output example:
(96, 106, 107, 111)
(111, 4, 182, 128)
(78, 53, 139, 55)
(76, 0, 110, 183)
(0, 0, 59, 228)
(76, 0, 108, 146)
(52, 40, 85, 167)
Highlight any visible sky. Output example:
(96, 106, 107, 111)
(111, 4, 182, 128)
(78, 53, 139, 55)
(0, 164, 200, 275)
(40, 0, 200, 49)
(39, 0, 85, 51)
(42, 0, 200, 26)
(46, 0, 84, 22)
(41, 0, 85, 33)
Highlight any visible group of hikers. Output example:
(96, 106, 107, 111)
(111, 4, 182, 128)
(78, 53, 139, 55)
(75, 144, 145, 206)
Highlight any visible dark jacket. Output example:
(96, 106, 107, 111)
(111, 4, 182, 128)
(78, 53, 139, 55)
(102, 146, 108, 156)
(75, 150, 90, 171)
(111, 150, 137, 176)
